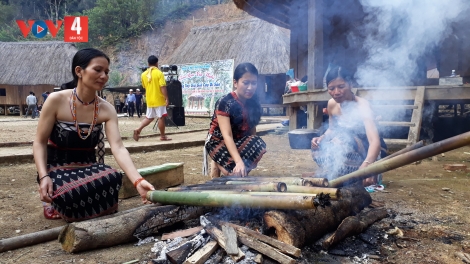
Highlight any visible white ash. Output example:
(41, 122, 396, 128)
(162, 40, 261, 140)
(135, 236, 156, 246)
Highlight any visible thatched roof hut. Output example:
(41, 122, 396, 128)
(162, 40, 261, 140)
(168, 19, 289, 75)
(0, 41, 77, 115)
(232, 0, 290, 29)
(0, 41, 77, 86)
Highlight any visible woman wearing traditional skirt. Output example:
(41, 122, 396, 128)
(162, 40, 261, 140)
(311, 66, 387, 186)
(33, 48, 155, 222)
(205, 63, 267, 178)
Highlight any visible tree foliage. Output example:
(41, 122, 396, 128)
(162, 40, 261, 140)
(0, 0, 228, 46)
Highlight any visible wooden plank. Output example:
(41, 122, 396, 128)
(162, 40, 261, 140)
(237, 232, 296, 264)
(221, 221, 301, 258)
(407, 86, 425, 145)
(161, 226, 203, 241)
(183, 240, 219, 264)
(221, 225, 238, 255)
(203, 225, 245, 262)
(371, 105, 417, 110)
(379, 121, 415, 127)
(119, 163, 184, 199)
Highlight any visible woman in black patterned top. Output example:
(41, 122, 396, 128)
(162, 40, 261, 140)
(205, 63, 267, 178)
(33, 48, 155, 222)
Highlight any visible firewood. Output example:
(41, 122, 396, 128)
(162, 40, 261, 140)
(322, 208, 388, 249)
(220, 221, 301, 258)
(0, 226, 63, 253)
(59, 205, 208, 253)
(166, 230, 208, 264)
(221, 225, 238, 255)
(263, 185, 372, 248)
(443, 164, 467, 171)
(183, 240, 219, 264)
(254, 254, 263, 263)
(237, 232, 295, 264)
(200, 216, 245, 262)
(162, 226, 203, 241)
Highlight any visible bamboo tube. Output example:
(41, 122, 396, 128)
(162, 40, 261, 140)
(330, 131, 470, 187)
(167, 182, 287, 192)
(379, 140, 424, 162)
(210, 177, 328, 187)
(146, 191, 317, 210)
(225, 181, 259, 185)
(284, 185, 339, 199)
(175, 190, 318, 197)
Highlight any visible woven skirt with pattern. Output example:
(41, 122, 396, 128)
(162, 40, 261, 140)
(48, 162, 122, 222)
(205, 135, 267, 173)
(311, 132, 386, 181)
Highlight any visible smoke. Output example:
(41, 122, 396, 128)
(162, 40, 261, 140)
(354, 0, 467, 87)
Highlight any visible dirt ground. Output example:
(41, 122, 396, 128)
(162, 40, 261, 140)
(0, 116, 469, 263)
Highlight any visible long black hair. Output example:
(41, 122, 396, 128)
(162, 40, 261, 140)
(325, 65, 354, 86)
(61, 48, 110, 89)
(233, 62, 262, 128)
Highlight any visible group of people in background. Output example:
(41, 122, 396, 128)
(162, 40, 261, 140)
(33, 47, 385, 223)
(24, 91, 50, 119)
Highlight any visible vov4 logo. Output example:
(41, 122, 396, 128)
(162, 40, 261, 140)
(16, 16, 88, 42)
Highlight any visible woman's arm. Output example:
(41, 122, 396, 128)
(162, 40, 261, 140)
(359, 100, 381, 167)
(103, 103, 154, 202)
(33, 93, 62, 203)
(217, 115, 246, 176)
(312, 100, 335, 148)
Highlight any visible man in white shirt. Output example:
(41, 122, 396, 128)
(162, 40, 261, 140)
(25, 91, 37, 119)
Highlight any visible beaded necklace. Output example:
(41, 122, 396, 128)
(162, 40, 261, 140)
(75, 89, 96, 105)
(70, 88, 100, 140)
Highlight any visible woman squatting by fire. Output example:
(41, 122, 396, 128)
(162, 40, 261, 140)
(33, 48, 155, 222)
(311, 66, 387, 186)
(204, 63, 267, 178)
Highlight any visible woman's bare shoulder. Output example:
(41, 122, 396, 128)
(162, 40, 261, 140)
(355, 96, 372, 108)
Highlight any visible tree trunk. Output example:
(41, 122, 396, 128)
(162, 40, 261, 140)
(59, 205, 208, 253)
(263, 185, 371, 248)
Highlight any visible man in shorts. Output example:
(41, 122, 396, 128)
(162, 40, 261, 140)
(133, 55, 171, 141)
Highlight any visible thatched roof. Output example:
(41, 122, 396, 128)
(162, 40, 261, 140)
(0, 41, 78, 86)
(168, 19, 289, 75)
(233, 0, 291, 29)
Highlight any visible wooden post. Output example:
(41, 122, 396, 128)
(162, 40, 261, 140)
(288, 106, 298, 130)
(307, 0, 324, 91)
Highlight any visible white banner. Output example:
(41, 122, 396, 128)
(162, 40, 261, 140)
(177, 59, 234, 115)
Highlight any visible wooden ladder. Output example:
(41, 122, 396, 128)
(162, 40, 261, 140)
(372, 86, 425, 148)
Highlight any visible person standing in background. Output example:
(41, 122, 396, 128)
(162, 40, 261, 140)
(42, 91, 50, 104)
(135, 89, 144, 118)
(133, 55, 170, 141)
(125, 89, 136, 117)
(25, 91, 37, 119)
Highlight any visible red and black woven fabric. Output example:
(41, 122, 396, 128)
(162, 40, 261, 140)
(42, 121, 122, 222)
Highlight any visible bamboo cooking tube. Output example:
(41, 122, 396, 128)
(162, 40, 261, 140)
(379, 140, 424, 162)
(167, 182, 287, 192)
(284, 185, 339, 199)
(146, 191, 317, 210)
(210, 177, 328, 187)
(175, 190, 317, 197)
(329, 131, 470, 187)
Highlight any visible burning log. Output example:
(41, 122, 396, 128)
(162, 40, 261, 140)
(322, 208, 388, 250)
(183, 240, 219, 264)
(263, 185, 371, 248)
(330, 131, 470, 187)
(167, 182, 287, 192)
(200, 216, 245, 262)
(221, 225, 238, 255)
(59, 205, 207, 253)
(166, 230, 208, 264)
(146, 191, 318, 210)
(162, 226, 203, 241)
(209, 176, 328, 187)
(236, 232, 296, 264)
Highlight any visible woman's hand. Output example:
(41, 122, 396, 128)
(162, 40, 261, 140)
(38, 177, 53, 203)
(136, 180, 155, 204)
(359, 161, 370, 170)
(311, 136, 323, 149)
(232, 161, 247, 177)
